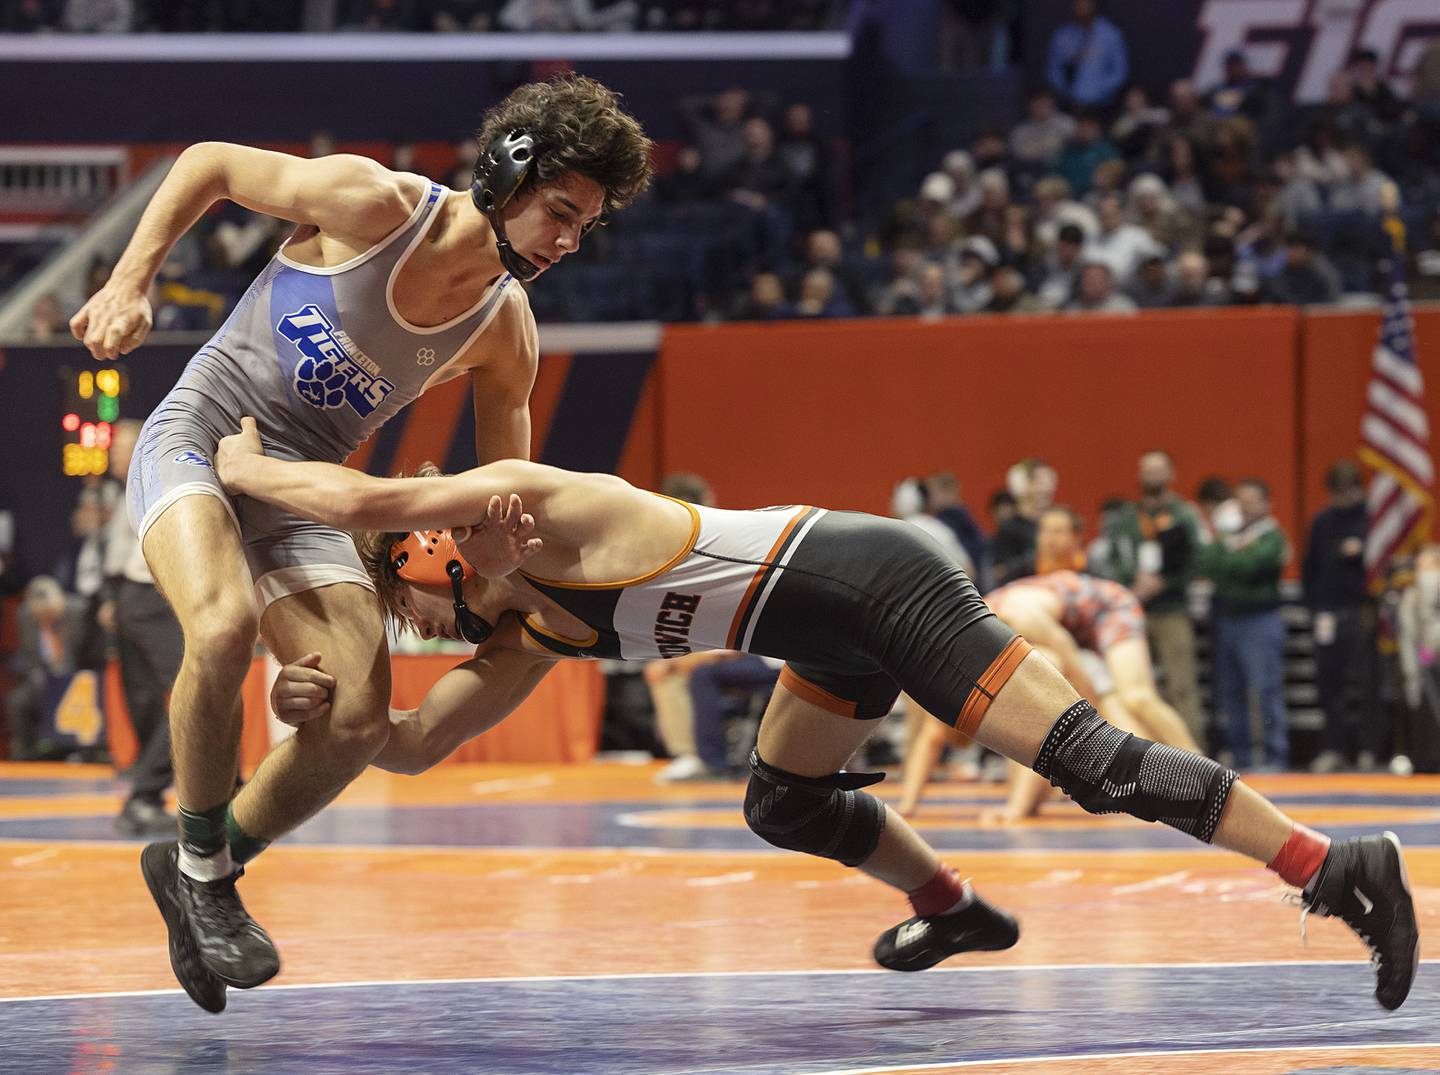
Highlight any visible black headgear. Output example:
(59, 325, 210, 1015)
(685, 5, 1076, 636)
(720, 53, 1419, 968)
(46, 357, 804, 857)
(471, 128, 542, 282)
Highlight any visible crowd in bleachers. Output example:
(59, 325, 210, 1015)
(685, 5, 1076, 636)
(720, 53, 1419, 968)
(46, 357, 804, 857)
(26, 34, 1440, 339)
(0, 0, 841, 33)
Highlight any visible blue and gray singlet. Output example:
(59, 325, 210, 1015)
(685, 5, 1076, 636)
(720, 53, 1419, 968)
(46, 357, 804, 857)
(128, 179, 518, 609)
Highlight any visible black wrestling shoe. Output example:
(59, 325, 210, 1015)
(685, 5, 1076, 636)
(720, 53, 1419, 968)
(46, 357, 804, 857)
(178, 856, 281, 989)
(140, 842, 227, 1014)
(1300, 831, 1419, 1010)
(873, 893, 1020, 972)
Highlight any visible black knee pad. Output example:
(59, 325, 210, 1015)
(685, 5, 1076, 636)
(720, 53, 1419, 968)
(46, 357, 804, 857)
(743, 750, 887, 867)
(1032, 700, 1237, 843)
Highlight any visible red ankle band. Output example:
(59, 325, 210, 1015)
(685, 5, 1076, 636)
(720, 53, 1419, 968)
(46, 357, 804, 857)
(1268, 823, 1331, 888)
(908, 865, 968, 917)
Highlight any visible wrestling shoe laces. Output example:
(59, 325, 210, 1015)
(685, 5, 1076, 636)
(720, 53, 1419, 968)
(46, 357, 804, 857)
(1292, 831, 1419, 1010)
(873, 892, 1020, 972)
(179, 864, 282, 989)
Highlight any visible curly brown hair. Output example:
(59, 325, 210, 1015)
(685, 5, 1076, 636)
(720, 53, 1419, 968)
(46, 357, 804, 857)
(351, 462, 445, 633)
(476, 74, 654, 212)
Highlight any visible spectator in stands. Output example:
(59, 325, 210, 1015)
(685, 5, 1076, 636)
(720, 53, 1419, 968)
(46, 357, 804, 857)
(722, 117, 792, 212)
(1235, 204, 1289, 289)
(653, 145, 710, 204)
(1009, 88, 1075, 168)
(1329, 143, 1392, 216)
(1030, 175, 1097, 252)
(885, 259, 951, 319)
(985, 263, 1042, 314)
(1066, 259, 1136, 312)
(787, 229, 870, 315)
(1304, 460, 1382, 774)
(1159, 133, 1208, 216)
(1170, 250, 1229, 306)
(925, 470, 989, 583)
(7, 577, 84, 761)
(1085, 496, 1126, 578)
(1262, 232, 1341, 305)
(27, 294, 67, 343)
(940, 150, 982, 220)
(1199, 477, 1291, 770)
(1398, 545, 1440, 768)
(52, 485, 110, 674)
(1084, 157, 1126, 210)
(1106, 450, 1206, 744)
(1125, 251, 1171, 308)
(1110, 84, 1169, 160)
(969, 127, 1010, 174)
(1087, 192, 1157, 284)
(1204, 49, 1274, 124)
(1033, 220, 1086, 309)
(987, 485, 1017, 523)
(776, 102, 834, 231)
(101, 420, 184, 835)
(990, 458, 1056, 587)
(1129, 172, 1199, 250)
(893, 477, 973, 576)
(1204, 115, 1259, 207)
(1054, 110, 1120, 196)
(727, 271, 792, 321)
(1045, 0, 1129, 110)
(792, 267, 853, 319)
(1156, 78, 1213, 150)
(1345, 48, 1404, 129)
(950, 236, 997, 314)
(680, 87, 764, 184)
(963, 168, 1011, 250)
(63, 0, 133, 31)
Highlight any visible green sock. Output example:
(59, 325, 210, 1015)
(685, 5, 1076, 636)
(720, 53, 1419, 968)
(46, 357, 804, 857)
(225, 803, 271, 866)
(178, 803, 229, 855)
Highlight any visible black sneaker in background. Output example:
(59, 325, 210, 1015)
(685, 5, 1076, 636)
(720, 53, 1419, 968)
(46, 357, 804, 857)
(873, 893, 1020, 972)
(140, 841, 227, 1014)
(179, 860, 282, 989)
(1302, 831, 1419, 1010)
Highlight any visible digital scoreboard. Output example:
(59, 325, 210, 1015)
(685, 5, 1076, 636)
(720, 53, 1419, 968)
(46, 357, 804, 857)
(59, 365, 127, 477)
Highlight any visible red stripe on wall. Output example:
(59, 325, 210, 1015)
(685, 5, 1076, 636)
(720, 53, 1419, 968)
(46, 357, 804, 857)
(390, 376, 471, 474)
(529, 352, 572, 460)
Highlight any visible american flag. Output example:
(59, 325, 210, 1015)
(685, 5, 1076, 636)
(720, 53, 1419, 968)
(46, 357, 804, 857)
(1361, 221, 1433, 591)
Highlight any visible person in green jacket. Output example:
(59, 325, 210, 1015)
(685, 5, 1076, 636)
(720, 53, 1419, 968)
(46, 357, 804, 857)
(1106, 451, 1206, 746)
(1198, 477, 1292, 769)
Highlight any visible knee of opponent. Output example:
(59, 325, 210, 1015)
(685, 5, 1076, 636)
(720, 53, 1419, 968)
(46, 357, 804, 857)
(185, 597, 260, 666)
(743, 750, 887, 867)
(1031, 700, 1237, 843)
(312, 680, 392, 763)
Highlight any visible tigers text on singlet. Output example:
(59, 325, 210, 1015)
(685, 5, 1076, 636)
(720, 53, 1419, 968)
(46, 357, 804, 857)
(164, 180, 514, 462)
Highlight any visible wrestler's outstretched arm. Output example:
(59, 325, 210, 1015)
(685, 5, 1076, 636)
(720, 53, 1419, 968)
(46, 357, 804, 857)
(216, 416, 562, 538)
(271, 615, 561, 774)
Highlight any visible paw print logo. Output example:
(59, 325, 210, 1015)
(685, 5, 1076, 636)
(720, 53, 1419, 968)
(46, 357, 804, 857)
(416, 347, 437, 366)
(294, 355, 348, 409)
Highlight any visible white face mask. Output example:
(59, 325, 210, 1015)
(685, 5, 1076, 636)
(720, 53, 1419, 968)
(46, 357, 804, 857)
(1212, 500, 1242, 535)
(1417, 570, 1440, 604)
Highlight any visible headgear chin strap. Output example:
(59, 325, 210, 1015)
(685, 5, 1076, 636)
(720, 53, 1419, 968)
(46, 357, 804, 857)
(471, 128, 542, 282)
(389, 530, 494, 645)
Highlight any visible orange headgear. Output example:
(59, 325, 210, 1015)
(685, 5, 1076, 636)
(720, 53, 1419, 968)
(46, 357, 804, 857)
(389, 529, 476, 586)
(386, 529, 492, 644)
